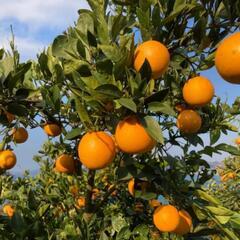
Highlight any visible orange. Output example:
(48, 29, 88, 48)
(183, 76, 214, 107)
(76, 197, 86, 208)
(221, 172, 237, 182)
(0, 150, 17, 170)
(115, 115, 156, 154)
(153, 205, 180, 232)
(128, 178, 135, 196)
(12, 127, 28, 144)
(149, 199, 161, 208)
(78, 131, 116, 170)
(174, 210, 192, 235)
(215, 32, 240, 84)
(43, 123, 62, 137)
(3, 204, 15, 218)
(134, 40, 170, 79)
(69, 185, 79, 197)
(5, 111, 15, 123)
(55, 154, 75, 174)
(235, 137, 240, 145)
(92, 188, 100, 200)
(177, 110, 202, 134)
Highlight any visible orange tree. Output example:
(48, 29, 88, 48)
(0, 0, 240, 239)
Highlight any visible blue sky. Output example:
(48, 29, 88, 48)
(0, 1, 239, 175)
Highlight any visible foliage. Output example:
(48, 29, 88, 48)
(0, 0, 240, 239)
(208, 155, 240, 212)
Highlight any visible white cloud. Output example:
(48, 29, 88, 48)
(0, 0, 89, 28)
(0, 0, 89, 59)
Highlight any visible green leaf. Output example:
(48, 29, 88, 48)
(38, 204, 50, 218)
(195, 190, 221, 205)
(206, 206, 233, 216)
(94, 84, 122, 99)
(77, 11, 95, 36)
(74, 96, 92, 126)
(87, 30, 97, 47)
(117, 98, 137, 112)
(65, 128, 82, 140)
(133, 224, 149, 238)
(141, 116, 164, 144)
(8, 103, 28, 116)
(148, 101, 176, 116)
(215, 143, 240, 156)
(215, 215, 231, 224)
(112, 215, 128, 233)
(210, 129, 221, 145)
(139, 59, 152, 81)
(72, 71, 88, 91)
(52, 35, 69, 59)
(144, 88, 169, 104)
(173, 0, 186, 10)
(64, 60, 90, 75)
(99, 45, 126, 64)
(116, 226, 132, 240)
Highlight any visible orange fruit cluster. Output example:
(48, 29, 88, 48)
(176, 76, 214, 134)
(153, 205, 192, 235)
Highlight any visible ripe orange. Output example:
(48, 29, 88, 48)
(128, 178, 135, 196)
(134, 40, 170, 79)
(149, 199, 161, 208)
(55, 154, 75, 174)
(177, 110, 202, 134)
(153, 205, 180, 232)
(0, 150, 17, 170)
(5, 111, 15, 123)
(215, 32, 240, 84)
(3, 204, 15, 218)
(183, 76, 214, 107)
(12, 127, 28, 144)
(235, 137, 240, 145)
(43, 123, 62, 137)
(221, 172, 237, 182)
(76, 197, 86, 208)
(115, 115, 156, 154)
(78, 131, 116, 170)
(174, 210, 192, 235)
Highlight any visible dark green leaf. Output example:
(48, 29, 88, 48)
(65, 128, 82, 140)
(141, 116, 164, 144)
(148, 101, 176, 116)
(215, 143, 240, 156)
(117, 98, 137, 112)
(95, 84, 122, 99)
(210, 129, 221, 145)
(144, 88, 169, 104)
